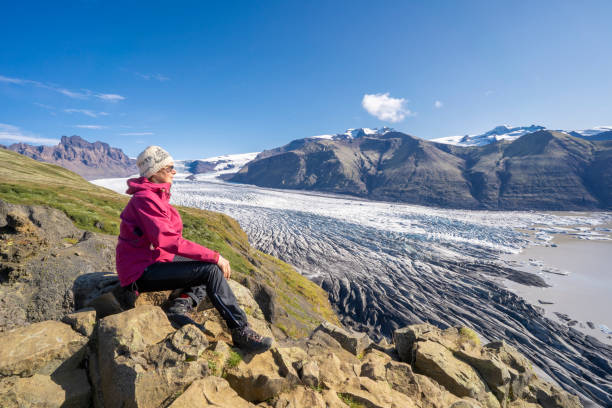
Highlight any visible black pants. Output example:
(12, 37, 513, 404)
(134, 260, 247, 330)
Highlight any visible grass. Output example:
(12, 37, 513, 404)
(459, 326, 481, 347)
(0, 148, 339, 338)
(337, 393, 366, 408)
(226, 351, 242, 368)
(207, 360, 218, 376)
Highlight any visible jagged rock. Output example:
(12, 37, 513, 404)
(296, 359, 319, 388)
(223, 350, 291, 402)
(360, 349, 392, 381)
(96, 305, 208, 408)
(314, 321, 372, 355)
(522, 377, 582, 408)
(413, 340, 500, 408)
(62, 308, 97, 337)
(0, 320, 87, 377)
(393, 323, 439, 362)
(314, 351, 354, 389)
(167, 376, 254, 408)
(171, 324, 209, 359)
(271, 347, 302, 385)
(273, 386, 327, 407)
(0, 370, 91, 408)
(341, 376, 418, 408)
(385, 360, 420, 399)
(413, 374, 463, 407)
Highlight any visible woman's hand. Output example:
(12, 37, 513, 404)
(217, 255, 231, 280)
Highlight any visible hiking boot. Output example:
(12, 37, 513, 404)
(231, 325, 273, 354)
(167, 296, 193, 315)
(166, 296, 203, 330)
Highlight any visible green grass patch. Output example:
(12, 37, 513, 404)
(337, 393, 365, 408)
(226, 351, 242, 368)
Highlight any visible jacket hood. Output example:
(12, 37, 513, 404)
(126, 177, 172, 196)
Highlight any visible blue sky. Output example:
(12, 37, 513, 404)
(1, 1, 611, 159)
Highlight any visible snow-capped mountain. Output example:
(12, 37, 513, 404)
(310, 127, 393, 141)
(174, 152, 259, 180)
(432, 125, 612, 146)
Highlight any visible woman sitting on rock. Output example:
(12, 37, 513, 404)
(115, 145, 272, 353)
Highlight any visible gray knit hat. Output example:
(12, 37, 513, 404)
(137, 146, 174, 178)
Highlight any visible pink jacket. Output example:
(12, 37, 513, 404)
(115, 177, 219, 287)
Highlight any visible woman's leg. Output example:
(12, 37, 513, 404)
(135, 261, 248, 330)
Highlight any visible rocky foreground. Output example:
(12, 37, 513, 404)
(0, 272, 582, 408)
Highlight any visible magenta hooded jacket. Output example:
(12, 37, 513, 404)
(115, 177, 220, 287)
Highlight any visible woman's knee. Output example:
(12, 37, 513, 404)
(198, 263, 223, 283)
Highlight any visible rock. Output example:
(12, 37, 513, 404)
(0, 320, 87, 377)
(522, 377, 582, 408)
(341, 376, 418, 408)
(0, 369, 91, 408)
(360, 349, 391, 381)
(167, 376, 254, 408)
(96, 305, 208, 408)
(62, 307, 97, 337)
(296, 360, 319, 388)
(273, 386, 327, 408)
(385, 360, 420, 400)
(413, 340, 499, 408)
(224, 350, 291, 402)
(271, 347, 302, 385)
(321, 390, 352, 408)
(171, 324, 209, 360)
(393, 323, 441, 362)
(314, 321, 372, 355)
(454, 348, 511, 403)
(413, 374, 463, 407)
(204, 340, 231, 376)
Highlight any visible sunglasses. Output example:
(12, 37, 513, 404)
(163, 165, 175, 172)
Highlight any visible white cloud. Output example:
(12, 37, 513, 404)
(74, 125, 107, 129)
(361, 93, 412, 123)
(136, 72, 170, 81)
(65, 108, 97, 117)
(0, 74, 125, 102)
(96, 93, 125, 102)
(434, 100, 443, 109)
(119, 132, 154, 136)
(0, 123, 60, 145)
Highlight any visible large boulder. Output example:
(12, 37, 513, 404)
(95, 305, 208, 408)
(0, 320, 87, 377)
(413, 340, 500, 408)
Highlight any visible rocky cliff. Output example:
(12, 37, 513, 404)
(231, 130, 612, 210)
(5, 135, 137, 179)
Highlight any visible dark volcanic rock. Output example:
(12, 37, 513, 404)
(231, 130, 612, 210)
(7, 135, 137, 179)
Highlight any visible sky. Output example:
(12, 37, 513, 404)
(1, 1, 611, 159)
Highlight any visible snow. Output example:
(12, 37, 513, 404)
(432, 125, 612, 147)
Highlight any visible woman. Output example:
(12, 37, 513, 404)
(116, 145, 272, 353)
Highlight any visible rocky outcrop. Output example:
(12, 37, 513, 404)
(0, 199, 116, 332)
(231, 130, 612, 210)
(0, 267, 583, 408)
(6, 135, 137, 179)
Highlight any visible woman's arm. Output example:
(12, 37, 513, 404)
(133, 195, 220, 264)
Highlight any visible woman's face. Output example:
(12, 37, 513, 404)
(149, 163, 176, 184)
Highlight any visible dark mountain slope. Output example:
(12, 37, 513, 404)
(231, 130, 612, 210)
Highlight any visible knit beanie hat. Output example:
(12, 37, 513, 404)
(137, 146, 174, 178)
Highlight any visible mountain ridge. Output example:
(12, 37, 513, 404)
(231, 129, 612, 210)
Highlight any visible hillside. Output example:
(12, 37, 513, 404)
(231, 130, 612, 210)
(0, 147, 338, 338)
